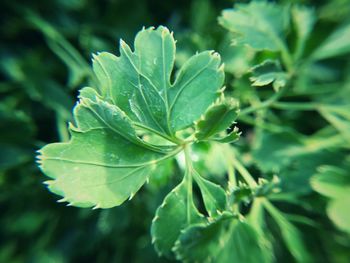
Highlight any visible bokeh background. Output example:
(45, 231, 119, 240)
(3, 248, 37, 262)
(1, 0, 350, 262)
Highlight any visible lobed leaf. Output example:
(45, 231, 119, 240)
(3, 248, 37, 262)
(38, 26, 225, 208)
(92, 26, 224, 134)
(38, 91, 167, 208)
(219, 2, 289, 51)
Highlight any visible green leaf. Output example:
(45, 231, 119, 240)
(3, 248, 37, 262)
(38, 26, 225, 208)
(193, 171, 227, 218)
(250, 60, 288, 91)
(291, 6, 316, 49)
(38, 89, 169, 208)
(319, 105, 350, 144)
(92, 26, 224, 134)
(312, 22, 350, 60)
(311, 165, 350, 233)
(151, 179, 204, 258)
(219, 2, 289, 51)
(169, 51, 224, 131)
(252, 130, 304, 173)
(311, 166, 350, 199)
(328, 196, 350, 234)
(195, 97, 238, 141)
(264, 201, 311, 263)
(174, 214, 268, 263)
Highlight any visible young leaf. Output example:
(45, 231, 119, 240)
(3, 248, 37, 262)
(195, 97, 239, 141)
(250, 60, 288, 91)
(151, 179, 204, 258)
(219, 2, 289, 51)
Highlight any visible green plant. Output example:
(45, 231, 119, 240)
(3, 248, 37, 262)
(34, 1, 350, 262)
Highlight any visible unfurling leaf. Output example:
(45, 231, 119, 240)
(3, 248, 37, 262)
(195, 97, 239, 142)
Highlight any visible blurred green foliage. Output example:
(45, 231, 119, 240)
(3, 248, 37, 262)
(1, 0, 350, 262)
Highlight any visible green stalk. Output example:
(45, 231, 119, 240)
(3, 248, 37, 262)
(184, 144, 194, 224)
(229, 154, 257, 188)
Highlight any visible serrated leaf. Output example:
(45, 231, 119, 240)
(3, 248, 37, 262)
(219, 2, 289, 51)
(38, 26, 225, 208)
(211, 127, 240, 143)
(193, 171, 227, 217)
(92, 26, 224, 134)
(38, 89, 169, 208)
(174, 214, 268, 263)
(195, 97, 238, 141)
(151, 179, 204, 258)
(250, 60, 288, 91)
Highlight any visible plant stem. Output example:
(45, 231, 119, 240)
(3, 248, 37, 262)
(240, 86, 287, 116)
(230, 153, 257, 188)
(184, 144, 194, 223)
(272, 101, 319, 111)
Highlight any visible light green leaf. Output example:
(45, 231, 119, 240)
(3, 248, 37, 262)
(319, 105, 350, 144)
(219, 2, 289, 51)
(38, 90, 169, 208)
(250, 60, 288, 91)
(174, 214, 268, 263)
(38, 26, 225, 208)
(311, 166, 350, 199)
(311, 165, 350, 233)
(151, 179, 204, 258)
(195, 97, 238, 141)
(312, 22, 350, 60)
(292, 6, 316, 49)
(193, 171, 227, 217)
(328, 196, 350, 234)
